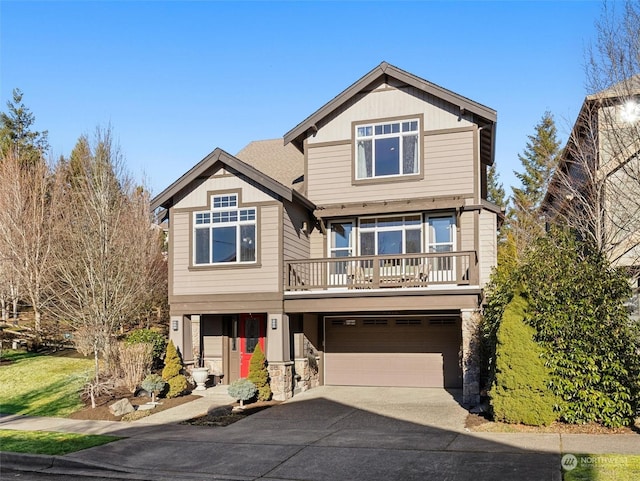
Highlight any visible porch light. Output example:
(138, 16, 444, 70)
(271, 318, 278, 329)
(172, 319, 179, 331)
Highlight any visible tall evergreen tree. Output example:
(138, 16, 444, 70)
(507, 112, 562, 260)
(0, 89, 49, 164)
(486, 163, 506, 209)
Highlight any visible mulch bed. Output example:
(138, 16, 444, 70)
(181, 400, 282, 427)
(466, 413, 640, 434)
(68, 385, 201, 422)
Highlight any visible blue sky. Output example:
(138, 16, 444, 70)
(1, 1, 602, 197)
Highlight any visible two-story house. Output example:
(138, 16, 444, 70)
(151, 62, 499, 406)
(542, 77, 640, 320)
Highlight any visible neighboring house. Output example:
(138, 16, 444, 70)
(542, 78, 640, 320)
(151, 62, 500, 405)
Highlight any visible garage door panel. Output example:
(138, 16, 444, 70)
(324, 317, 462, 388)
(325, 353, 445, 387)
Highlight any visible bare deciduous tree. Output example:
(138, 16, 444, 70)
(0, 149, 59, 336)
(544, 1, 640, 273)
(50, 128, 165, 382)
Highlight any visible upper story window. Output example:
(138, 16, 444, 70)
(355, 119, 420, 179)
(193, 193, 256, 265)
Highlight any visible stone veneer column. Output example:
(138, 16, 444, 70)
(461, 308, 481, 406)
(190, 315, 200, 366)
(267, 362, 294, 401)
(266, 313, 293, 400)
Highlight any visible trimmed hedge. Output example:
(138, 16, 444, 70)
(490, 293, 559, 426)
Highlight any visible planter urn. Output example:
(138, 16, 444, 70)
(191, 367, 209, 391)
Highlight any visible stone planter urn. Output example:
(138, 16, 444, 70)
(191, 367, 209, 391)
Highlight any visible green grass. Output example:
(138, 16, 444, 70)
(0, 429, 120, 455)
(0, 349, 93, 417)
(563, 454, 640, 480)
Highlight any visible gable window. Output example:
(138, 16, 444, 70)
(355, 119, 419, 179)
(194, 194, 256, 265)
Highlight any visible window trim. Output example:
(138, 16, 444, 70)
(351, 114, 424, 185)
(192, 192, 258, 267)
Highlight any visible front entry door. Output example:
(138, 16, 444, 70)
(239, 314, 266, 377)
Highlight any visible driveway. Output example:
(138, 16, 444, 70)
(59, 386, 558, 480)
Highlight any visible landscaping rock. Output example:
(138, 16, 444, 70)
(109, 398, 134, 416)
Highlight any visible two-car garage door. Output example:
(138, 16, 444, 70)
(324, 316, 462, 388)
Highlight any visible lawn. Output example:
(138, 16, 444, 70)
(563, 454, 640, 481)
(0, 349, 93, 417)
(0, 429, 120, 455)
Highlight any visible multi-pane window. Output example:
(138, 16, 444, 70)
(194, 194, 256, 265)
(359, 215, 422, 255)
(356, 119, 419, 179)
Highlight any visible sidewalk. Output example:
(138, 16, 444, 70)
(2, 386, 640, 481)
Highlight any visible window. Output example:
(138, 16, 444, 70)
(359, 215, 422, 256)
(355, 119, 419, 179)
(193, 193, 256, 265)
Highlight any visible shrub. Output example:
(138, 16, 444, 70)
(126, 329, 166, 368)
(247, 344, 271, 401)
(166, 374, 188, 399)
(489, 293, 559, 426)
(228, 378, 257, 407)
(161, 340, 182, 381)
(521, 229, 640, 427)
(117, 342, 153, 393)
(141, 373, 166, 403)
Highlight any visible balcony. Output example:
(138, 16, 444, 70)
(285, 251, 478, 292)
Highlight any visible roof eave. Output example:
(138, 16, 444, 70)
(283, 62, 497, 150)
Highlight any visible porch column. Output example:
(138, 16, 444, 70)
(266, 313, 293, 401)
(461, 308, 481, 406)
(189, 315, 200, 366)
(169, 315, 192, 362)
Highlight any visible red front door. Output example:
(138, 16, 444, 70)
(239, 313, 266, 377)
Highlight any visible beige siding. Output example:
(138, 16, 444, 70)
(458, 211, 475, 252)
(478, 210, 497, 287)
(283, 202, 310, 261)
(310, 85, 474, 144)
(174, 173, 275, 210)
(171, 204, 280, 296)
(309, 228, 325, 259)
(307, 130, 474, 206)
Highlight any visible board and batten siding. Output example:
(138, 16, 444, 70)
(307, 129, 475, 206)
(171, 204, 281, 296)
(309, 83, 474, 144)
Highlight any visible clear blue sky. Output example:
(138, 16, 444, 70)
(1, 0, 602, 197)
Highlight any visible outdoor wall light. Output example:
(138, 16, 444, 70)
(172, 319, 179, 331)
(271, 318, 278, 329)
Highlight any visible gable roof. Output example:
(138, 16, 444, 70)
(150, 147, 314, 211)
(235, 139, 304, 192)
(283, 61, 497, 165)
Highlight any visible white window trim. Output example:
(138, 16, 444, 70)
(193, 193, 257, 266)
(355, 118, 420, 180)
(426, 214, 456, 253)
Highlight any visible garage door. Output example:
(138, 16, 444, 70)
(324, 316, 461, 388)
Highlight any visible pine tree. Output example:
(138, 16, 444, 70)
(486, 163, 506, 209)
(507, 111, 561, 261)
(0, 88, 49, 165)
(247, 344, 271, 401)
(162, 340, 182, 380)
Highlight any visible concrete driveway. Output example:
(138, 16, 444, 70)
(63, 385, 561, 480)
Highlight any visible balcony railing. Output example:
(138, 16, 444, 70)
(285, 251, 478, 291)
